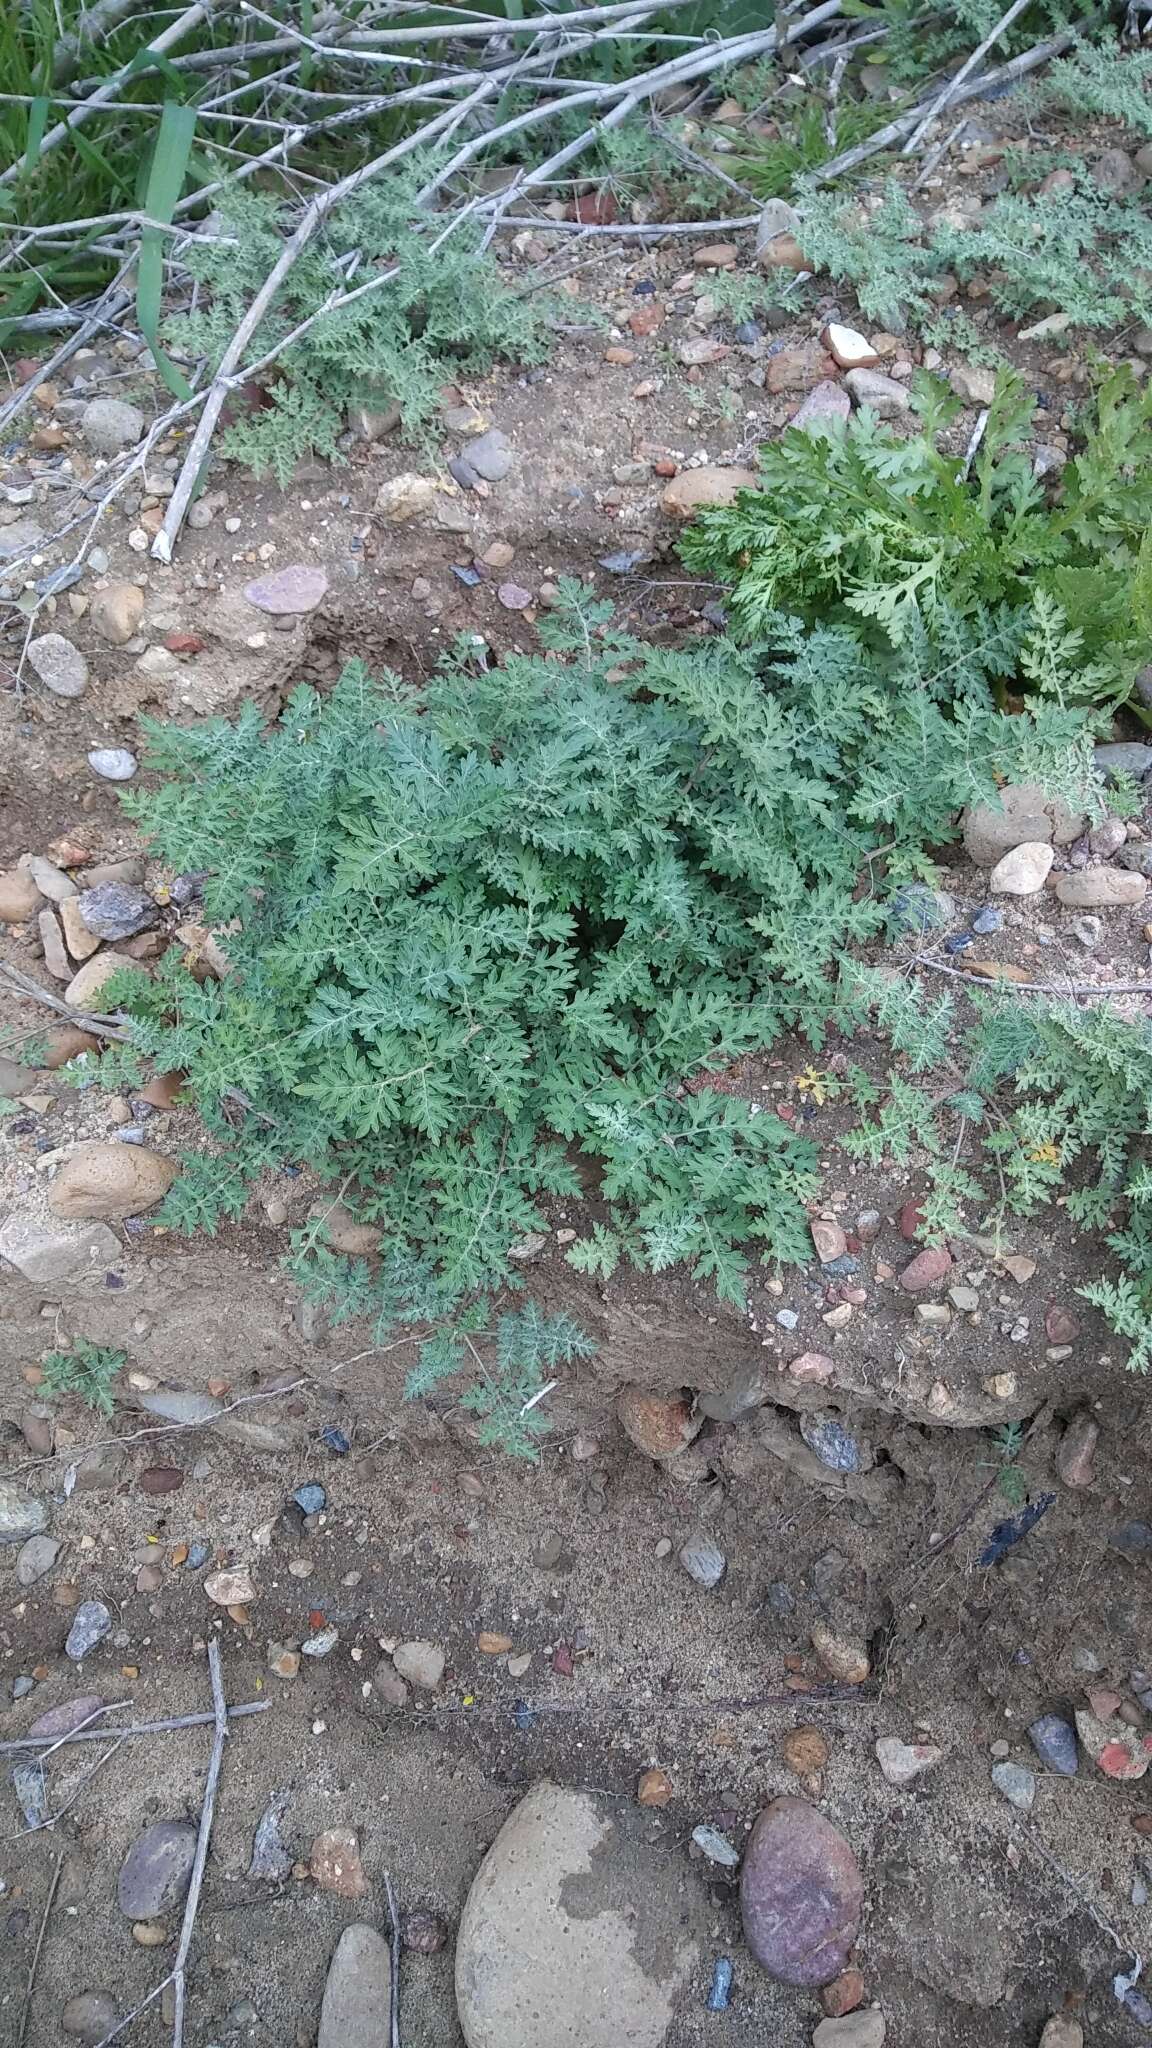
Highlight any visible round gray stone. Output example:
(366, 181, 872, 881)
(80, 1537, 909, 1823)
(117, 1820, 198, 1918)
(461, 430, 513, 482)
(16, 1533, 60, 1585)
(455, 1780, 704, 2048)
(318, 1924, 391, 2048)
(26, 632, 89, 699)
(87, 748, 138, 782)
(62, 1990, 121, 2044)
(80, 397, 145, 456)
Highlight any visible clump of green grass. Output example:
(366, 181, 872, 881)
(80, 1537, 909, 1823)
(39, 1337, 126, 1418)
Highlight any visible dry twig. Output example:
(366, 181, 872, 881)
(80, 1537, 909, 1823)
(1, 1701, 267, 1757)
(17, 1850, 64, 2048)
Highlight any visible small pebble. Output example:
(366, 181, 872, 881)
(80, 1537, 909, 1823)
(991, 1761, 1036, 1812)
(87, 748, 137, 782)
(1028, 1714, 1078, 1776)
(679, 1536, 726, 1588)
(692, 1824, 740, 1868)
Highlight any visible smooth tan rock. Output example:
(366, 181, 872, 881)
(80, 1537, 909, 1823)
(48, 1141, 177, 1221)
(59, 894, 102, 960)
(204, 1566, 256, 1606)
(1054, 866, 1147, 909)
(64, 951, 150, 1010)
(308, 1198, 379, 1255)
(758, 231, 810, 272)
(90, 579, 145, 646)
(0, 868, 44, 921)
(660, 466, 757, 518)
(963, 783, 1085, 865)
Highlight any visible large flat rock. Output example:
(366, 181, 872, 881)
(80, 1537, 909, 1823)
(455, 1780, 704, 2048)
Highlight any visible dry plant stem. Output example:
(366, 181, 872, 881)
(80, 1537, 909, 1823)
(901, 0, 1034, 154)
(171, 1638, 229, 2048)
(153, 71, 515, 562)
(0, 2, 215, 188)
(4, 1338, 422, 1482)
(497, 213, 761, 234)
(17, 1849, 63, 2048)
(0, 1703, 267, 1757)
(0, 279, 134, 435)
(383, 1869, 402, 2048)
(922, 959, 1152, 998)
(814, 31, 1078, 180)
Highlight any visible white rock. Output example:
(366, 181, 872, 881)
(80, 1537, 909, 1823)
(813, 2016, 886, 2048)
(81, 398, 144, 455)
(988, 841, 1054, 895)
(875, 1735, 943, 1787)
(822, 323, 878, 370)
(392, 1639, 445, 1690)
(87, 748, 138, 781)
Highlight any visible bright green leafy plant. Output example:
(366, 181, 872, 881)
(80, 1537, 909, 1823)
(680, 366, 1152, 712)
(39, 1337, 126, 1417)
(94, 587, 1094, 1440)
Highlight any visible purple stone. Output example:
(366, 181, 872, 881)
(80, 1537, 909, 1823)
(791, 381, 851, 434)
(27, 1694, 106, 1740)
(740, 1796, 863, 1987)
(243, 564, 328, 615)
(117, 1820, 198, 1918)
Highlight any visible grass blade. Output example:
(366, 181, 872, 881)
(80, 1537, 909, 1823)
(137, 100, 197, 401)
(23, 96, 50, 176)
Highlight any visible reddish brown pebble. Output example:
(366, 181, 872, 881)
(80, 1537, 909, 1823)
(821, 1967, 866, 2017)
(1056, 1411, 1098, 1488)
(140, 1069, 187, 1109)
(163, 633, 204, 655)
(310, 1826, 369, 1899)
(616, 1385, 702, 1460)
(637, 1767, 674, 1807)
(604, 346, 636, 365)
(1132, 1815, 1152, 1835)
(552, 1643, 575, 1677)
(785, 1352, 834, 1384)
(899, 1246, 953, 1293)
(1045, 1304, 1080, 1346)
(783, 1726, 829, 1777)
(628, 303, 664, 338)
(402, 1909, 447, 1954)
(139, 1466, 184, 1496)
(477, 1632, 513, 1655)
(652, 458, 678, 478)
(810, 1218, 847, 1263)
(899, 1200, 924, 1240)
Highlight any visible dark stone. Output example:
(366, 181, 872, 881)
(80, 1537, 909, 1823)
(1028, 1713, 1078, 1776)
(117, 1820, 198, 1918)
(740, 1797, 863, 1987)
(78, 884, 157, 941)
(1095, 742, 1152, 786)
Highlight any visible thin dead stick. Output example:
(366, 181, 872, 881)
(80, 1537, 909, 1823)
(0, 960, 130, 1040)
(171, 1638, 229, 2048)
(960, 405, 990, 479)
(152, 74, 506, 562)
(813, 31, 1078, 181)
(1, 1702, 267, 1756)
(911, 111, 969, 191)
(921, 958, 1152, 999)
(3, 1337, 421, 1481)
(496, 212, 761, 234)
(901, 0, 1034, 154)
(30, 1699, 132, 1764)
(17, 1849, 63, 2048)
(383, 1869, 402, 2048)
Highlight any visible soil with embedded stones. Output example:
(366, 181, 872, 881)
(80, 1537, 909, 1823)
(3, 112, 1152, 2048)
